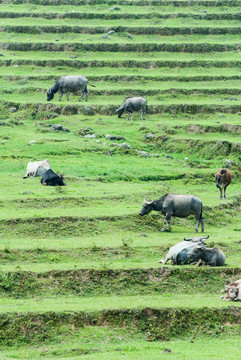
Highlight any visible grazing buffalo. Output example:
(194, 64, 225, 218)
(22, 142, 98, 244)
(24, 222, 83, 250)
(222, 279, 241, 301)
(23, 159, 50, 178)
(215, 168, 231, 199)
(159, 235, 226, 266)
(116, 97, 147, 121)
(41, 169, 65, 186)
(47, 75, 95, 102)
(139, 194, 204, 232)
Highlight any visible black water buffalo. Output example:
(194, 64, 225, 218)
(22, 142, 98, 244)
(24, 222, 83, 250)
(47, 75, 95, 102)
(41, 169, 65, 186)
(139, 194, 204, 232)
(215, 168, 232, 199)
(116, 97, 147, 121)
(159, 235, 226, 266)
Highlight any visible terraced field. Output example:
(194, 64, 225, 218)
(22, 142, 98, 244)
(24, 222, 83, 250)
(0, 0, 241, 358)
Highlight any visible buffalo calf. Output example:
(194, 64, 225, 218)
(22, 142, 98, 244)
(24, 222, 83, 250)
(116, 97, 147, 121)
(215, 168, 231, 199)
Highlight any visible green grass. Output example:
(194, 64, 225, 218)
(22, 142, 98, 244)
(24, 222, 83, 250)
(1, 32, 241, 43)
(1, 294, 241, 313)
(1, 3, 241, 14)
(1, 92, 241, 106)
(2, 79, 241, 93)
(2, 334, 241, 360)
(1, 17, 241, 27)
(1, 64, 241, 79)
(0, 0, 241, 356)
(1, 49, 241, 62)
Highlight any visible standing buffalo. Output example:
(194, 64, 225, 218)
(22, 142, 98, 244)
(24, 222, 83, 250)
(41, 169, 65, 186)
(116, 97, 147, 121)
(139, 194, 204, 232)
(215, 168, 231, 199)
(159, 235, 226, 266)
(47, 75, 95, 102)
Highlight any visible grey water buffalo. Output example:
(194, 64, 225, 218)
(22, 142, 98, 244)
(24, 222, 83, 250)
(215, 168, 232, 199)
(41, 169, 65, 186)
(139, 194, 204, 232)
(159, 235, 226, 266)
(23, 159, 50, 178)
(222, 279, 241, 301)
(47, 75, 96, 102)
(116, 97, 147, 121)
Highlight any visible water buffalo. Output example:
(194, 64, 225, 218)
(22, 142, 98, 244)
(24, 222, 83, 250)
(159, 235, 226, 266)
(41, 169, 65, 186)
(47, 75, 95, 102)
(139, 194, 204, 232)
(23, 159, 50, 179)
(222, 279, 241, 301)
(116, 97, 147, 121)
(215, 168, 232, 199)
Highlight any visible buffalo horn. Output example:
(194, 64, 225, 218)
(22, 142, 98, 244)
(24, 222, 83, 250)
(200, 235, 209, 241)
(143, 198, 152, 205)
(184, 237, 192, 241)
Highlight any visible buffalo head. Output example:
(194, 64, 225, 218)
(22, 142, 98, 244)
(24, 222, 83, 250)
(58, 174, 65, 186)
(47, 88, 54, 101)
(116, 106, 124, 118)
(139, 198, 154, 216)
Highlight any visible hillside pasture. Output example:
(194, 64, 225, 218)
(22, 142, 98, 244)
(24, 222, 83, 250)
(0, 0, 241, 358)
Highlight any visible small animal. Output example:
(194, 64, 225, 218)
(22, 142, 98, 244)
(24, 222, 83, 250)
(139, 194, 204, 233)
(116, 97, 147, 121)
(222, 279, 241, 301)
(214, 168, 231, 199)
(47, 75, 95, 102)
(23, 159, 50, 178)
(41, 169, 65, 186)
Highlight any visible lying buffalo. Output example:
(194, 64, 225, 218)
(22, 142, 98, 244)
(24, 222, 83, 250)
(23, 159, 50, 178)
(47, 75, 95, 102)
(222, 279, 241, 301)
(159, 235, 226, 266)
(41, 169, 65, 186)
(139, 194, 204, 233)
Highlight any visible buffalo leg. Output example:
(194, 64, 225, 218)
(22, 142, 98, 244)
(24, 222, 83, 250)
(65, 90, 69, 101)
(161, 213, 172, 232)
(59, 92, 63, 101)
(131, 112, 133, 121)
(195, 219, 199, 233)
(140, 110, 143, 121)
(195, 213, 201, 233)
(196, 259, 202, 267)
(84, 87, 88, 101)
(143, 109, 146, 120)
(219, 187, 223, 199)
(201, 217, 204, 232)
(224, 185, 227, 199)
(80, 91, 84, 101)
(140, 108, 145, 120)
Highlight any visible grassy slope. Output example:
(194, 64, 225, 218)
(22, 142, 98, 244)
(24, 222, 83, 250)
(0, 0, 241, 358)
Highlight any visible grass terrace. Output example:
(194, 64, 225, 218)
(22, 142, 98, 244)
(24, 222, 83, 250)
(0, 0, 240, 358)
